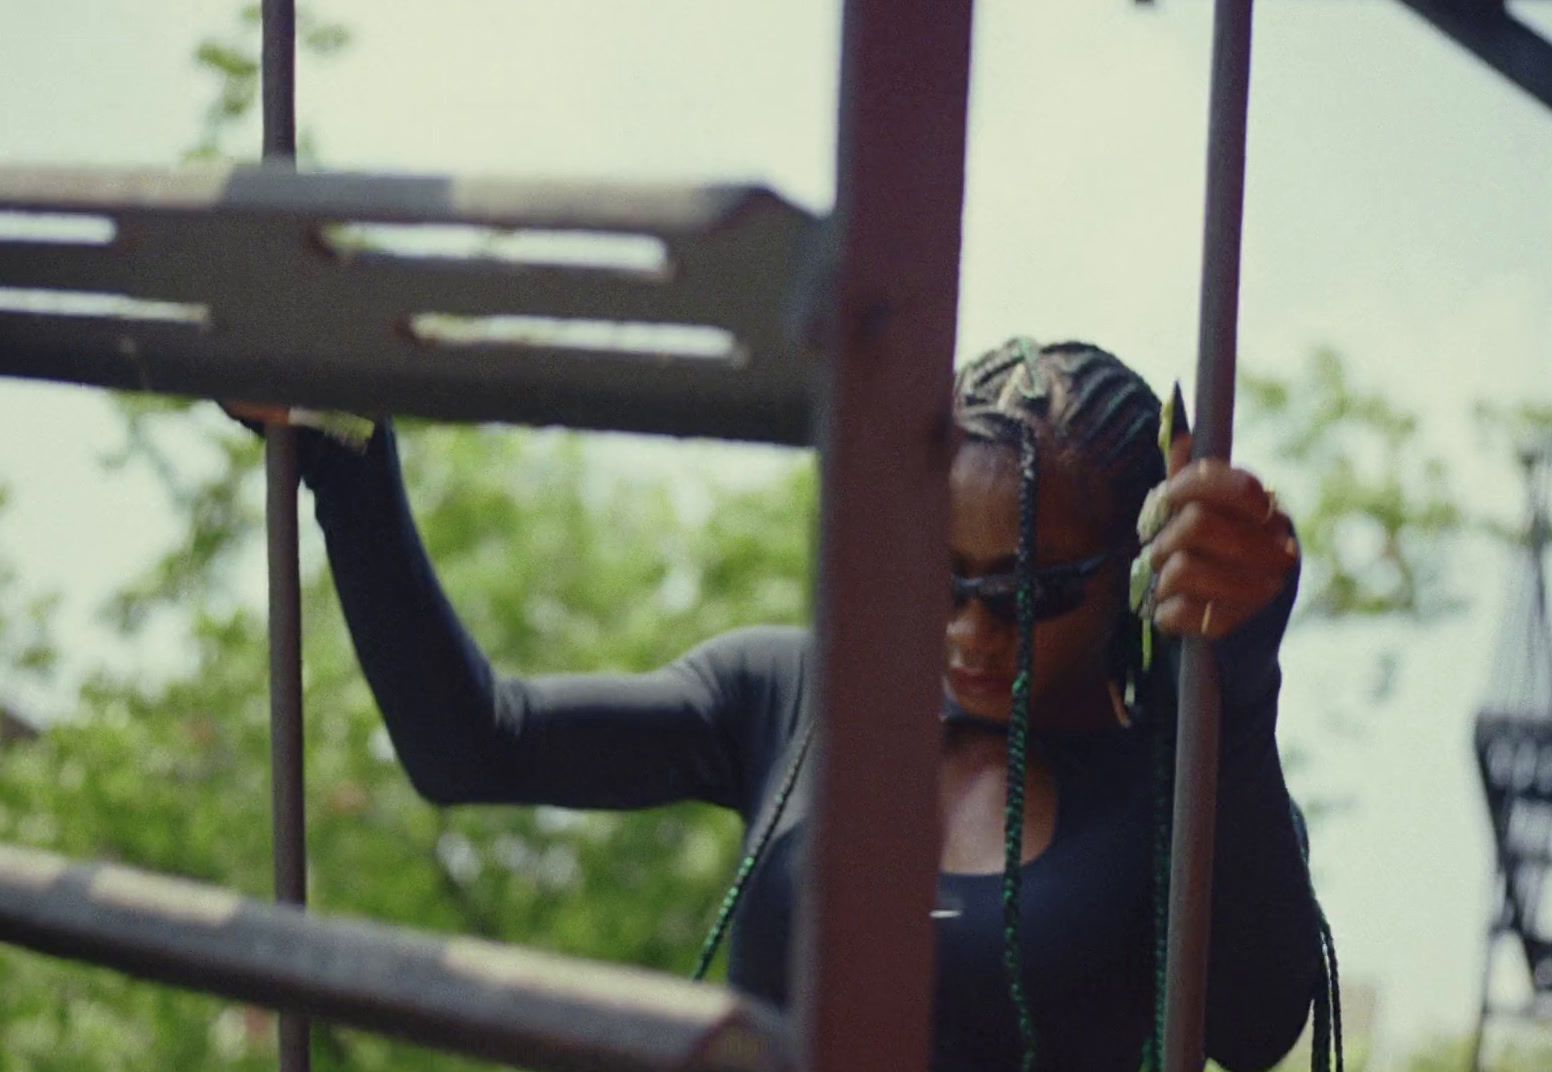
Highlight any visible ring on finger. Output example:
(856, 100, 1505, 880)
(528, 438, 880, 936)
(1200, 600, 1214, 636)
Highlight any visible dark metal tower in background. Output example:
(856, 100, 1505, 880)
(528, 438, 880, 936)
(1472, 438, 1552, 1070)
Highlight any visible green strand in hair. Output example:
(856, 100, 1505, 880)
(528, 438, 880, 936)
(1314, 906, 1344, 1072)
(1143, 659, 1174, 1072)
(692, 722, 815, 981)
(1003, 422, 1039, 1072)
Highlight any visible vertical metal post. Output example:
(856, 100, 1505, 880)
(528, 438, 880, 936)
(1163, 2, 1254, 1070)
(261, 2, 309, 1070)
(799, 2, 974, 1070)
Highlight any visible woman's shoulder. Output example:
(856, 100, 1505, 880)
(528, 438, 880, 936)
(688, 625, 813, 686)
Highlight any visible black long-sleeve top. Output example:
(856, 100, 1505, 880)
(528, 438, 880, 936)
(306, 423, 1321, 1072)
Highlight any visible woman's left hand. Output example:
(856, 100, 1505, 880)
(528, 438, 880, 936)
(1144, 440, 1298, 640)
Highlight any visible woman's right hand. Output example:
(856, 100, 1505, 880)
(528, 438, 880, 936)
(218, 401, 385, 494)
(221, 401, 292, 427)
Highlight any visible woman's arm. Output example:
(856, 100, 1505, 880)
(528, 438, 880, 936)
(1141, 455, 1322, 1069)
(1200, 565, 1323, 1071)
(306, 422, 801, 816)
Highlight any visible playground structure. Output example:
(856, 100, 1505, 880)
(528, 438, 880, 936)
(1, 1, 1550, 1070)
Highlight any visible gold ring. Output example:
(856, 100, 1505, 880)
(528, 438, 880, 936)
(1201, 601, 1214, 636)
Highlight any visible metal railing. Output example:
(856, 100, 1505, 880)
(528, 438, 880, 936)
(0, 0, 968, 1069)
(0, 0, 1316, 1069)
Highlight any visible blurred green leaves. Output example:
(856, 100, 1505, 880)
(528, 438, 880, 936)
(1241, 347, 1464, 621)
(189, 4, 351, 162)
(0, 398, 812, 1070)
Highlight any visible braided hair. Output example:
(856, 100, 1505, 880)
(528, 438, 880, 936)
(956, 337, 1170, 1071)
(695, 335, 1341, 1072)
(956, 337, 1342, 1072)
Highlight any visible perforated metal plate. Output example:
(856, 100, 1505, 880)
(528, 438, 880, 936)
(0, 165, 826, 443)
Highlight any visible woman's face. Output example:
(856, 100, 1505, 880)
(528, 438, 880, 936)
(945, 439, 1126, 730)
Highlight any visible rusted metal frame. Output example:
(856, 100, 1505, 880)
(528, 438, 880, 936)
(1163, 2, 1254, 1070)
(0, 168, 820, 444)
(0, 842, 789, 1072)
(261, 2, 309, 1069)
(0, 166, 800, 231)
(800, 1, 973, 1070)
(0, 317, 814, 444)
(1396, 0, 1552, 114)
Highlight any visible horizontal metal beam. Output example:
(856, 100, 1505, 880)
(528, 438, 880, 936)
(0, 842, 789, 1072)
(1395, 1, 1552, 113)
(0, 165, 825, 444)
(0, 166, 799, 235)
(1137, 2, 1552, 116)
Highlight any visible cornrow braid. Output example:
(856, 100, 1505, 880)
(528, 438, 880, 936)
(1004, 421, 1040, 1072)
(692, 722, 815, 981)
(1143, 678, 1177, 1072)
(1318, 907, 1345, 1072)
(960, 339, 1343, 1072)
(691, 335, 1341, 1072)
(958, 337, 1169, 1071)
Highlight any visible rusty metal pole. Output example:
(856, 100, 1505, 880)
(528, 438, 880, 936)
(799, 2, 974, 1070)
(1162, 2, 1254, 1070)
(261, 2, 309, 1070)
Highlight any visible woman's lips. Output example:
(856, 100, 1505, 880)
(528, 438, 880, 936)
(946, 667, 1015, 704)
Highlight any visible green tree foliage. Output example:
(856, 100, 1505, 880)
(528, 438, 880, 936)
(1240, 1026, 1552, 1072)
(0, 404, 816, 1070)
(0, 482, 59, 690)
(0, 4, 1533, 1066)
(190, 3, 351, 162)
(1240, 347, 1463, 622)
(0, 10, 820, 1066)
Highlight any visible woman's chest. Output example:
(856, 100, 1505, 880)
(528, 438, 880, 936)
(729, 775, 1156, 1006)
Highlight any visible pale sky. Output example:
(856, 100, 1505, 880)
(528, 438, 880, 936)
(3, 0, 1552, 1062)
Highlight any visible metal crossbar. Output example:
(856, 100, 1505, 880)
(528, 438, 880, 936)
(0, 0, 958, 1068)
(0, 843, 789, 1072)
(0, 166, 823, 443)
(1397, 0, 1552, 113)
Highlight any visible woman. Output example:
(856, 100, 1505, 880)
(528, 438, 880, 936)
(256, 337, 1324, 1071)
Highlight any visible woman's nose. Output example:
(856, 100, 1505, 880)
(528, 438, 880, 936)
(946, 596, 1010, 655)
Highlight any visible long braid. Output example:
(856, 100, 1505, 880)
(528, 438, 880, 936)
(692, 722, 815, 980)
(1143, 673, 1175, 1072)
(959, 338, 1168, 1071)
(689, 335, 1338, 1072)
(960, 338, 1345, 1072)
(1319, 907, 1345, 1072)
(1002, 421, 1040, 1072)
(1293, 793, 1345, 1072)
(1311, 950, 1332, 1072)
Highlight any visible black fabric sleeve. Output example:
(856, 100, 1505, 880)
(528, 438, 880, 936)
(307, 422, 798, 815)
(1196, 558, 1324, 1071)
